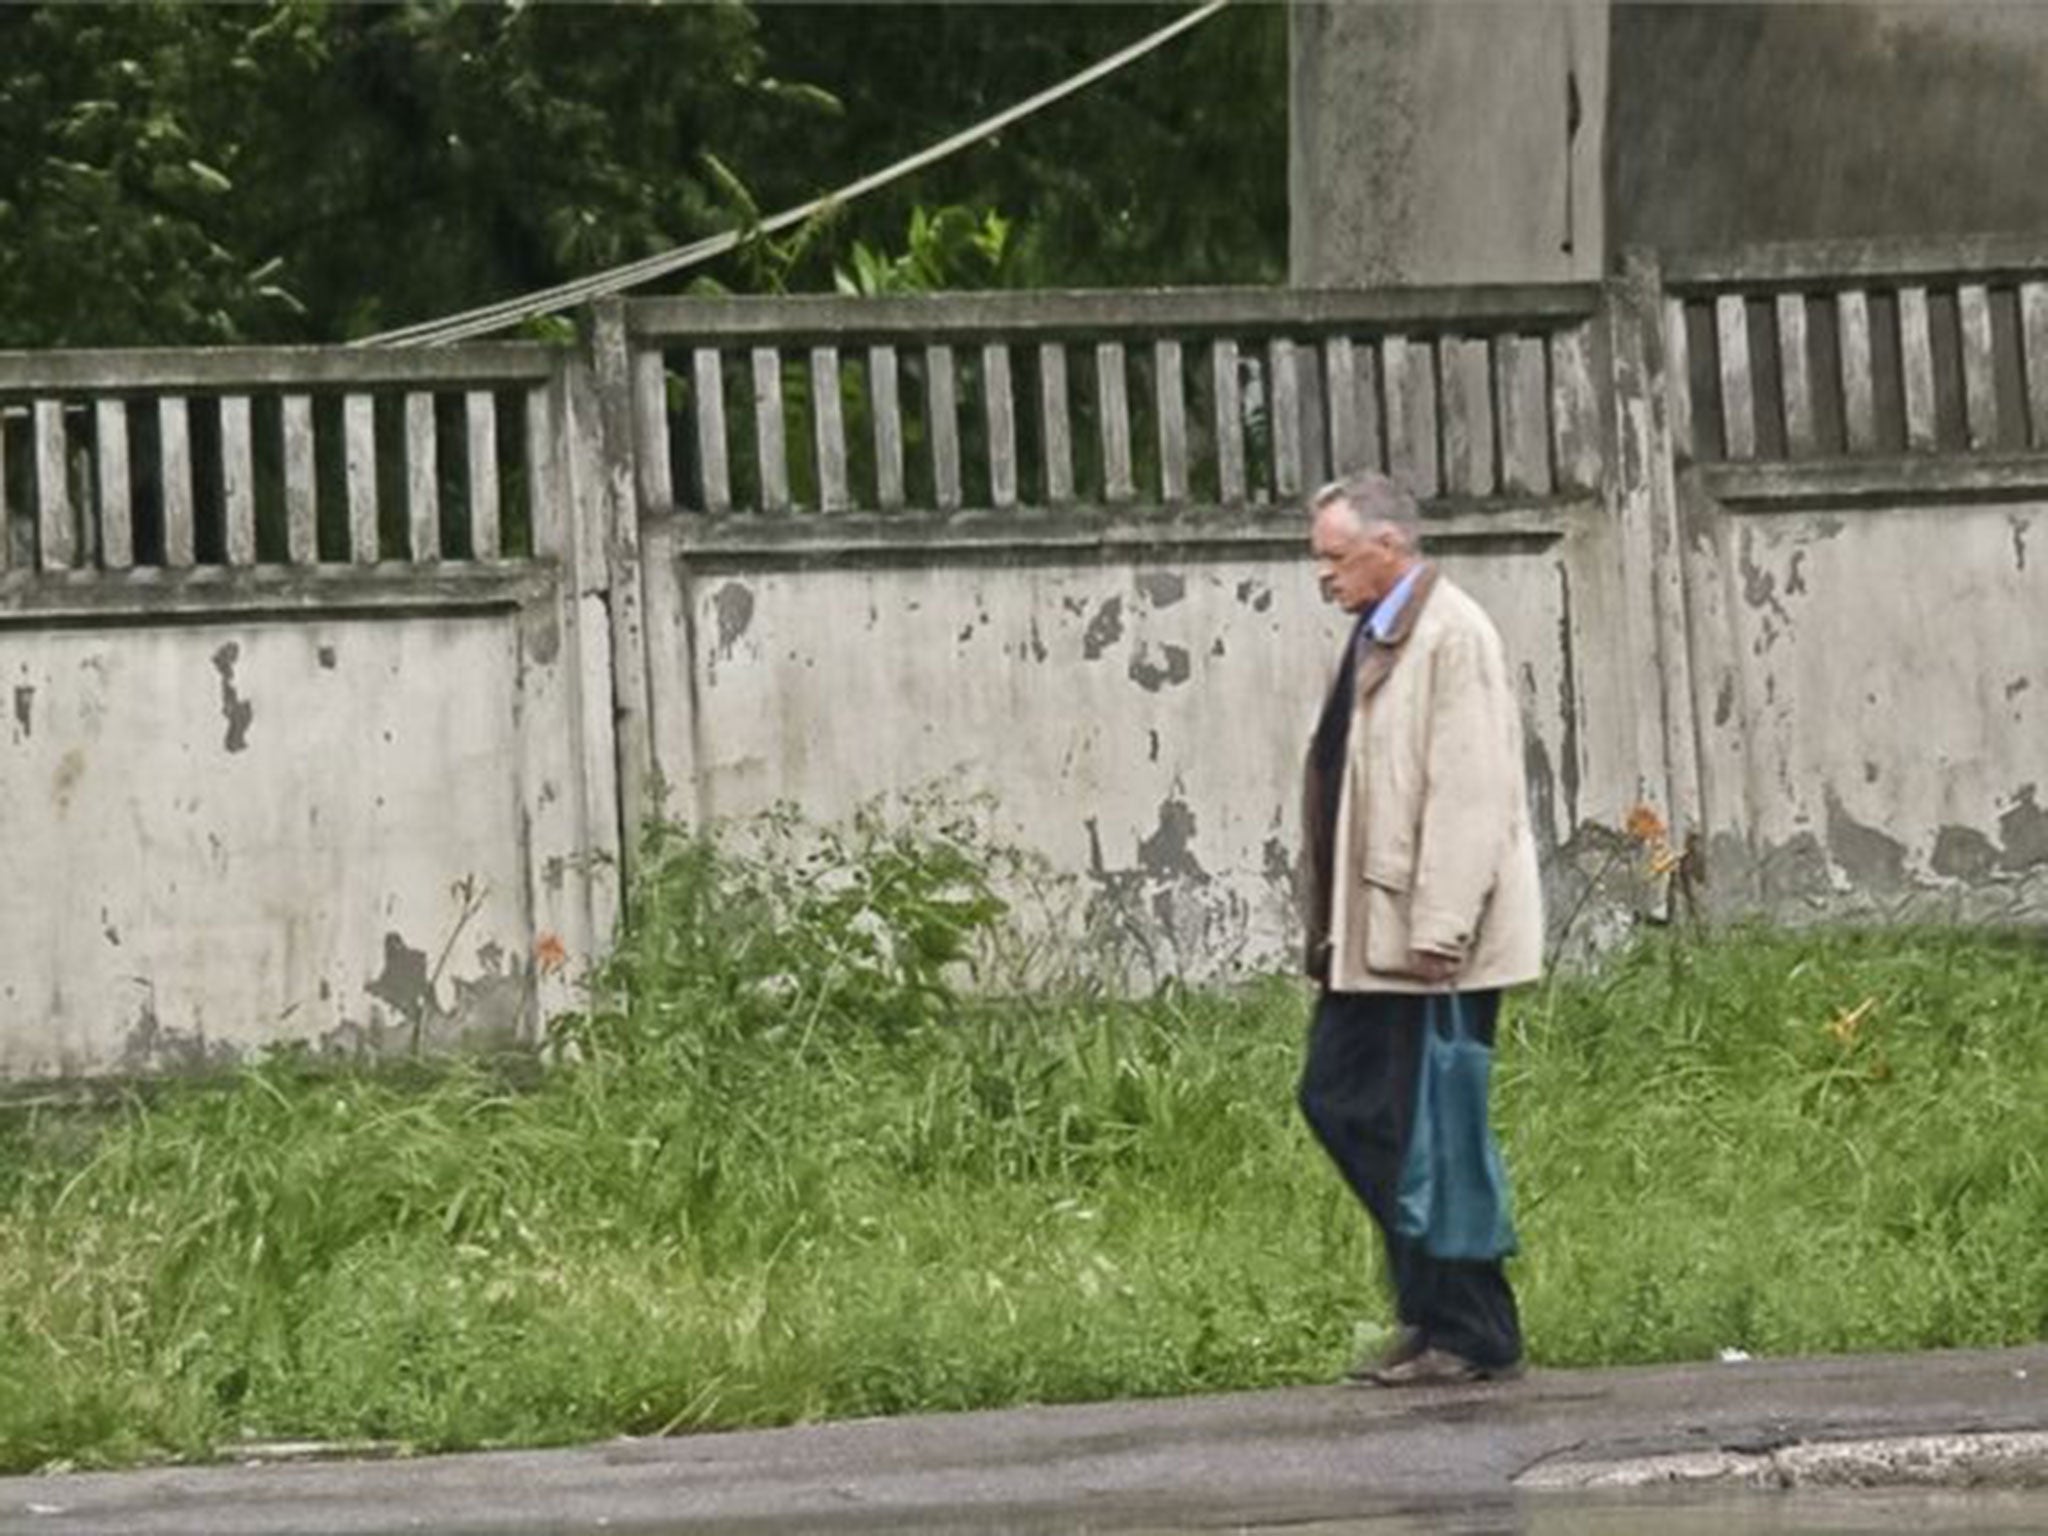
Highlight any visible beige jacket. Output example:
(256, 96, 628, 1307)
(1303, 568, 1544, 994)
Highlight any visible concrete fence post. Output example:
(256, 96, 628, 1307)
(580, 302, 657, 883)
(1603, 251, 1707, 879)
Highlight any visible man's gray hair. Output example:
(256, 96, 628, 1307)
(1311, 470, 1423, 552)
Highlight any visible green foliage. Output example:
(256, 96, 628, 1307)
(557, 802, 1017, 1064)
(5, 811, 2041, 1474)
(0, 1, 819, 344)
(0, 3, 1285, 346)
(834, 206, 1013, 297)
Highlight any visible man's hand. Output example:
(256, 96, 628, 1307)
(1406, 948, 1460, 986)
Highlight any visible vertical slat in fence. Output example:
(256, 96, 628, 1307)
(95, 400, 133, 569)
(751, 347, 789, 513)
(1898, 286, 1937, 452)
(984, 343, 1018, 508)
(1268, 337, 1303, 499)
(221, 394, 257, 564)
(1662, 302, 1695, 463)
(1323, 336, 1360, 475)
(1383, 335, 1439, 497)
(1497, 334, 1552, 495)
(1440, 335, 1494, 496)
(34, 400, 72, 571)
(466, 391, 501, 558)
(926, 345, 962, 510)
(1211, 339, 1245, 504)
(869, 346, 905, 510)
(1775, 295, 1816, 458)
(632, 350, 675, 526)
(1958, 283, 1998, 450)
(809, 347, 849, 513)
(1837, 290, 1878, 454)
(405, 391, 440, 561)
(692, 349, 730, 514)
(1154, 338, 1187, 503)
(281, 395, 317, 563)
(1714, 295, 1755, 460)
(1097, 341, 1133, 502)
(343, 392, 378, 563)
(1549, 324, 1603, 492)
(2022, 283, 2048, 450)
(525, 383, 561, 557)
(160, 395, 195, 567)
(1038, 343, 1073, 504)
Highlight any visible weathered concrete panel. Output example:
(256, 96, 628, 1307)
(671, 541, 1581, 985)
(0, 617, 534, 1076)
(1611, 5, 2048, 255)
(1696, 498, 2047, 916)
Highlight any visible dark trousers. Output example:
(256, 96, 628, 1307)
(1297, 989, 1522, 1369)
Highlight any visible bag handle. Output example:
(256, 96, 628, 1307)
(1427, 990, 1472, 1043)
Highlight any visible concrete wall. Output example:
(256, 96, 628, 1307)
(2, 613, 529, 1074)
(1289, 0, 1608, 286)
(9, 251, 2048, 1078)
(1291, 3, 2048, 283)
(1682, 484, 2048, 919)
(1609, 5, 2048, 254)
(647, 518, 1627, 988)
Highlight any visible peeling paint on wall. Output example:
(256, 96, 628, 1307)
(1082, 596, 1125, 660)
(211, 642, 254, 753)
(1823, 788, 1908, 891)
(366, 931, 435, 1025)
(1932, 825, 2001, 881)
(1134, 571, 1186, 608)
(121, 1000, 237, 1075)
(1127, 643, 1192, 693)
(1999, 784, 2048, 869)
(712, 581, 756, 656)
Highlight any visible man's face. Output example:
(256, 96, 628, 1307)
(1311, 501, 1407, 613)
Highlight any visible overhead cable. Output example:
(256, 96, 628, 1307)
(357, 0, 1231, 348)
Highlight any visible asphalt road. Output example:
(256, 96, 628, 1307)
(5, 1345, 2046, 1535)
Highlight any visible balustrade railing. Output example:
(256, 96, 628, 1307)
(0, 346, 556, 575)
(623, 286, 1605, 534)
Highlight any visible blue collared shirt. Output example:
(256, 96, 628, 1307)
(1366, 562, 1426, 644)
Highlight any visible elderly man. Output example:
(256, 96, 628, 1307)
(1297, 469, 1543, 1387)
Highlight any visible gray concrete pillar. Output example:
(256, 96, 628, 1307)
(1289, 0, 1608, 288)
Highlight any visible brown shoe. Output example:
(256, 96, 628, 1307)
(1343, 1325, 1425, 1385)
(1371, 1347, 1524, 1387)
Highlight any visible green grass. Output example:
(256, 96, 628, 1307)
(2, 815, 2045, 1473)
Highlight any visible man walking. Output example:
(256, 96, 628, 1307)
(1297, 470, 1544, 1386)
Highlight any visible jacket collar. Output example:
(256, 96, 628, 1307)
(1356, 562, 1437, 700)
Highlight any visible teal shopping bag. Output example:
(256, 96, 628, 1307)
(1394, 993, 1518, 1261)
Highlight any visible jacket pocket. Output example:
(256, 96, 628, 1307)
(1361, 866, 1413, 976)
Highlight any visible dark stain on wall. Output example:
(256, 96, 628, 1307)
(211, 643, 254, 753)
(11, 686, 31, 740)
